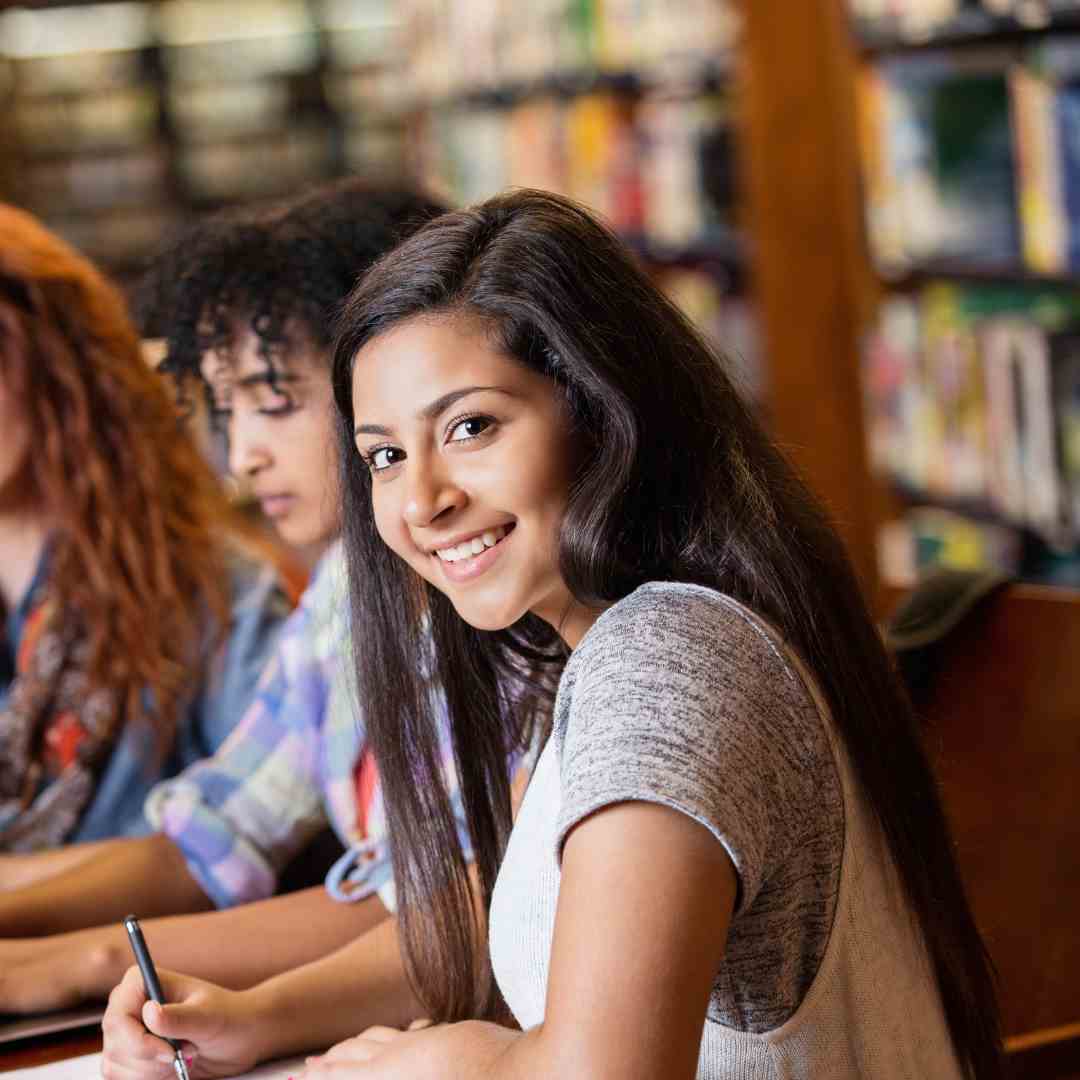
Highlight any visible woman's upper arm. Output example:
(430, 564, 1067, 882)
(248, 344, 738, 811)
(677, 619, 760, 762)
(539, 799, 736, 1080)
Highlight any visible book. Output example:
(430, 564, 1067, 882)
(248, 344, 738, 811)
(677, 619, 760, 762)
(859, 52, 1021, 269)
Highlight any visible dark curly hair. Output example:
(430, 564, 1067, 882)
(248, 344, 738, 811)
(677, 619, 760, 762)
(138, 179, 446, 407)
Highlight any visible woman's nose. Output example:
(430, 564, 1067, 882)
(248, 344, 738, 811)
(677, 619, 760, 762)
(402, 458, 466, 528)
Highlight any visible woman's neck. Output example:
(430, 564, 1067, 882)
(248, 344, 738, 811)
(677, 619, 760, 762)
(0, 511, 49, 616)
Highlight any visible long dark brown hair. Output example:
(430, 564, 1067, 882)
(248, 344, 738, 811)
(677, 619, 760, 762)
(331, 190, 1001, 1077)
(0, 202, 248, 748)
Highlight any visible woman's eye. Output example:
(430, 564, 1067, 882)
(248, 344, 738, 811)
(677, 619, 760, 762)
(369, 446, 404, 472)
(448, 416, 492, 442)
(258, 403, 296, 418)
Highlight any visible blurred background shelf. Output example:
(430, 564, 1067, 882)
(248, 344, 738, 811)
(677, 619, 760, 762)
(879, 260, 1080, 285)
(853, 1, 1080, 593)
(0, 0, 888, 601)
(855, 8, 1080, 55)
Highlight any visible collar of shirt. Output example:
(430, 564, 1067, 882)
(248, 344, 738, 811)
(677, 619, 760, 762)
(0, 539, 51, 704)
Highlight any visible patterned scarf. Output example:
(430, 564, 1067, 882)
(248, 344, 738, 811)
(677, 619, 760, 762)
(0, 567, 120, 851)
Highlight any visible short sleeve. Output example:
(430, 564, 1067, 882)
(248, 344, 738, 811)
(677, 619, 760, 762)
(554, 584, 830, 916)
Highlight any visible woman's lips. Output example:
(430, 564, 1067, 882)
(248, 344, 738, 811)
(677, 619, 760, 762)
(259, 494, 295, 519)
(433, 524, 515, 584)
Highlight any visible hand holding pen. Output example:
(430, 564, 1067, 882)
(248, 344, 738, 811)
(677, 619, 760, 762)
(123, 916, 192, 1080)
(99, 957, 261, 1080)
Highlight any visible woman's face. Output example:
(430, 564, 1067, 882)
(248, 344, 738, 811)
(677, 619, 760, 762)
(351, 315, 589, 642)
(201, 326, 341, 553)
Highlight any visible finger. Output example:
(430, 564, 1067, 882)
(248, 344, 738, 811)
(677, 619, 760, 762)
(306, 1040, 381, 1068)
(141, 998, 213, 1047)
(100, 1053, 175, 1080)
(350, 1027, 403, 1046)
(104, 979, 171, 1067)
(301, 1059, 385, 1080)
(315, 1029, 398, 1065)
(108, 966, 150, 1015)
(407, 1019, 434, 1031)
(100, 1047, 176, 1080)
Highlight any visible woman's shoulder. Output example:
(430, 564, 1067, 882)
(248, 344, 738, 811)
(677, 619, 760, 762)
(574, 581, 790, 675)
(559, 581, 827, 750)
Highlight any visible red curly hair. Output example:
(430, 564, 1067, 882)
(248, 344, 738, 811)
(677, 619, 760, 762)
(0, 203, 257, 748)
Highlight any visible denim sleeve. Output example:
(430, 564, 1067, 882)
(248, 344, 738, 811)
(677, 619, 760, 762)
(144, 596, 332, 909)
(189, 562, 294, 759)
(72, 560, 291, 845)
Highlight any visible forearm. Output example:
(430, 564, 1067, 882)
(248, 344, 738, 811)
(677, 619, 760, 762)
(43, 885, 392, 1005)
(0, 833, 210, 936)
(141, 886, 390, 990)
(248, 911, 423, 1059)
(0, 840, 113, 892)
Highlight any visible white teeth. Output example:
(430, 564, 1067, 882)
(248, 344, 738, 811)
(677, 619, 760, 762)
(435, 525, 509, 562)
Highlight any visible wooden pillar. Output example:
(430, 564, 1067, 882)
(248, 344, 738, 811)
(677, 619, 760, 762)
(737, 0, 881, 597)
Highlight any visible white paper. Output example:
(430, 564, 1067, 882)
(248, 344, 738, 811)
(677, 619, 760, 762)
(3, 1053, 307, 1080)
(0, 1008, 103, 1045)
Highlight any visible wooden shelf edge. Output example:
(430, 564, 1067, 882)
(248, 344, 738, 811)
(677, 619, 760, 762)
(855, 10, 1080, 56)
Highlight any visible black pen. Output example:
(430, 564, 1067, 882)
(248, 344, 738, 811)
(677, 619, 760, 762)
(123, 915, 192, 1080)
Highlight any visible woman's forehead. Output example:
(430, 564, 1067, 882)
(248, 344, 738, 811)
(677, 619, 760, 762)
(198, 321, 324, 386)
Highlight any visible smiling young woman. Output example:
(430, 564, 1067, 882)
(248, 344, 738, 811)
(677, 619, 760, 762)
(318, 189, 1004, 1080)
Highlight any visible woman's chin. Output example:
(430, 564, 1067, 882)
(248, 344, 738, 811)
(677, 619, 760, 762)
(449, 599, 523, 633)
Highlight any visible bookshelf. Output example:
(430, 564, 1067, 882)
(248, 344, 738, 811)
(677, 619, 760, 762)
(855, 8, 1080, 56)
(0, 0, 409, 277)
(395, 0, 762, 417)
(845, 0, 1080, 592)
(0, 0, 894, 598)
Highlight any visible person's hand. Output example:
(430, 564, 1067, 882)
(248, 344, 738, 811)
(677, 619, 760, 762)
(0, 935, 110, 1012)
(299, 1020, 519, 1080)
(101, 966, 264, 1080)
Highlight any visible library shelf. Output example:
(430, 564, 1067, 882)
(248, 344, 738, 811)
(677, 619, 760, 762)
(627, 233, 747, 280)
(854, 10, 1080, 57)
(887, 481, 1080, 584)
(890, 480, 1021, 527)
(876, 262, 1080, 290)
(419, 59, 733, 112)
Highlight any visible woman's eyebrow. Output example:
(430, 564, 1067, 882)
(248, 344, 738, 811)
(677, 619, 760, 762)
(418, 385, 501, 420)
(355, 422, 392, 437)
(355, 385, 512, 439)
(235, 370, 300, 389)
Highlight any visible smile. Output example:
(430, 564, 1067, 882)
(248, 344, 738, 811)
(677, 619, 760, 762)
(434, 524, 511, 562)
(431, 524, 515, 584)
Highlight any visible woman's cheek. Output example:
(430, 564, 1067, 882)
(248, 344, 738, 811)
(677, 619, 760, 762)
(370, 498, 396, 549)
(374, 506, 415, 568)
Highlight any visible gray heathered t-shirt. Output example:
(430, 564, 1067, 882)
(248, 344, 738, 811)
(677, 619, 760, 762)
(488, 581, 844, 1034)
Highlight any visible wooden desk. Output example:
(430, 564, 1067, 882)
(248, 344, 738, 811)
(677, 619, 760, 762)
(0, 1027, 101, 1074)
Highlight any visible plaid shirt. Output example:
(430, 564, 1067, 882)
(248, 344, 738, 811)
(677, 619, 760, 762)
(145, 541, 468, 912)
